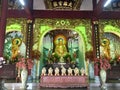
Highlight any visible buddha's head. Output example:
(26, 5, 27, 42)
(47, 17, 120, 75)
(58, 38, 63, 45)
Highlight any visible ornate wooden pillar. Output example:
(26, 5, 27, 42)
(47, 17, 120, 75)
(24, 0, 33, 58)
(26, 20, 33, 58)
(93, 21, 100, 59)
(0, 0, 8, 57)
(92, 20, 100, 76)
(93, 0, 97, 9)
(92, 20, 100, 83)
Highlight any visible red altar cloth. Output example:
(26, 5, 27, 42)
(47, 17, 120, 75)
(40, 76, 89, 88)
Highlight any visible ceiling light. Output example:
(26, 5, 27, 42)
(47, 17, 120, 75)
(104, 0, 112, 7)
(19, 0, 25, 6)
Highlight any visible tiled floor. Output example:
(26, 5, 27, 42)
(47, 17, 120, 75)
(2, 83, 120, 90)
(1, 79, 120, 90)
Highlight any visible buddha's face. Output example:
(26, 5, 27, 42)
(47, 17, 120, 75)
(59, 40, 63, 45)
(59, 41, 63, 44)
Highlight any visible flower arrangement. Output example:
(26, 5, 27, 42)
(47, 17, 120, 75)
(31, 50, 41, 60)
(85, 50, 94, 61)
(95, 58, 111, 70)
(16, 57, 33, 70)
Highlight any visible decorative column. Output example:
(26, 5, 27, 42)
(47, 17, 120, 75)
(24, 0, 33, 59)
(92, 20, 100, 83)
(25, 19, 34, 83)
(26, 19, 40, 82)
(24, 0, 41, 82)
(93, 21, 100, 59)
(26, 20, 33, 58)
(0, 0, 8, 57)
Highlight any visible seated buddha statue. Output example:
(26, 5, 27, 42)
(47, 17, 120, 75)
(11, 38, 22, 60)
(54, 38, 68, 62)
(55, 38, 67, 57)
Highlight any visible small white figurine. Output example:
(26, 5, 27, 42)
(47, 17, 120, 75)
(48, 67, 53, 76)
(55, 67, 59, 76)
(74, 67, 79, 76)
(80, 68, 86, 76)
(41, 67, 46, 76)
(61, 66, 66, 76)
(68, 67, 73, 76)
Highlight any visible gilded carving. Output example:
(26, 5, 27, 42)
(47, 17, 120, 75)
(34, 18, 92, 51)
(99, 19, 120, 40)
(27, 19, 33, 24)
(6, 18, 27, 42)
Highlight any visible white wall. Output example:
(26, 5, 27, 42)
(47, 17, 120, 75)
(97, 0, 100, 4)
(80, 0, 93, 11)
(33, 0, 45, 10)
(33, 0, 93, 11)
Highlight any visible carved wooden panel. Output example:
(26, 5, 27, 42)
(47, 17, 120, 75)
(107, 65, 120, 80)
(40, 76, 89, 88)
(0, 64, 16, 79)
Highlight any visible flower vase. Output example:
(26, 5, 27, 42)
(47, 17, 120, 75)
(21, 68, 28, 89)
(100, 68, 107, 89)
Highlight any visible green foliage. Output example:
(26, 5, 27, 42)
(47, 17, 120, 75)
(63, 53, 72, 63)
(50, 53, 60, 63)
(3, 39, 12, 62)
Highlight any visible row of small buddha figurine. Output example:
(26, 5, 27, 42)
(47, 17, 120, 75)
(41, 66, 86, 76)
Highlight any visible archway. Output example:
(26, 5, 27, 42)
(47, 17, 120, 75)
(100, 23, 120, 61)
(42, 29, 85, 69)
(100, 32, 120, 62)
(33, 18, 92, 78)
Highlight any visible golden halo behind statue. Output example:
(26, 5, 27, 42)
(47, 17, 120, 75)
(54, 34, 67, 45)
(12, 38, 22, 46)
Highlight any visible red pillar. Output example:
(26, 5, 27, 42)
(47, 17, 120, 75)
(0, 0, 8, 57)
(24, 0, 33, 58)
(92, 0, 97, 10)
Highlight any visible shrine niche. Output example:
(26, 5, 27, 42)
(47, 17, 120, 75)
(43, 30, 79, 65)
(3, 18, 26, 63)
(3, 31, 26, 63)
(33, 18, 92, 76)
(99, 20, 120, 63)
(99, 20, 120, 81)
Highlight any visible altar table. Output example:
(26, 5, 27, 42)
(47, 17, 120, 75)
(40, 76, 89, 88)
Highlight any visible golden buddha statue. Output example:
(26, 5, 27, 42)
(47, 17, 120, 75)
(52, 35, 69, 63)
(11, 38, 22, 60)
(55, 38, 67, 57)
(101, 38, 111, 60)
